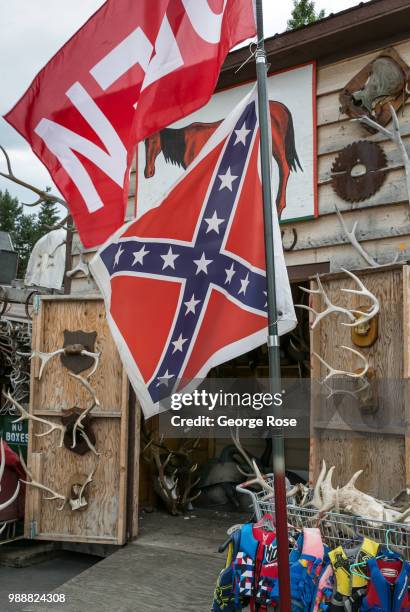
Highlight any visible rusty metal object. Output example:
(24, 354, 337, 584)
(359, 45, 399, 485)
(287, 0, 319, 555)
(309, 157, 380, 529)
(60, 330, 97, 374)
(331, 141, 387, 202)
(281, 228, 297, 251)
(339, 48, 409, 130)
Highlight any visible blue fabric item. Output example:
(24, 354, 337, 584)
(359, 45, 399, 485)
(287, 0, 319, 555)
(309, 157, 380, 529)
(268, 531, 326, 610)
(212, 530, 243, 612)
(232, 523, 258, 607)
(360, 556, 410, 612)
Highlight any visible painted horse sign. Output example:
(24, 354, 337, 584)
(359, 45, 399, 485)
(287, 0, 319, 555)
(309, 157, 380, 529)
(137, 62, 317, 222)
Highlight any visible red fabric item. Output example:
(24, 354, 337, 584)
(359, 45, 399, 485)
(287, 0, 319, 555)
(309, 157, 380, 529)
(0, 442, 25, 521)
(4, 0, 255, 248)
(3, 441, 25, 481)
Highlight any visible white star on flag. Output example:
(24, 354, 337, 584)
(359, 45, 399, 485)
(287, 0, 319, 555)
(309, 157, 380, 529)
(161, 246, 179, 270)
(193, 252, 212, 275)
(172, 333, 188, 354)
(218, 167, 238, 191)
(114, 244, 124, 267)
(234, 124, 251, 145)
(132, 245, 149, 266)
(184, 294, 201, 315)
(225, 262, 236, 284)
(156, 370, 174, 387)
(204, 211, 225, 234)
(239, 273, 250, 296)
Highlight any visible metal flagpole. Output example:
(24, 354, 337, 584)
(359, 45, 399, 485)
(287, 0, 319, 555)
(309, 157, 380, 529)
(254, 0, 292, 609)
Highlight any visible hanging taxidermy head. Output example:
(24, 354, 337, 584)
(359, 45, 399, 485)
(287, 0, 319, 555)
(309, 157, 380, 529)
(352, 57, 405, 114)
(339, 48, 410, 128)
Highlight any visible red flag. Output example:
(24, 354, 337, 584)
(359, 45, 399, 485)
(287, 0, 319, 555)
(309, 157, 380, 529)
(4, 1, 255, 248)
(90, 88, 296, 418)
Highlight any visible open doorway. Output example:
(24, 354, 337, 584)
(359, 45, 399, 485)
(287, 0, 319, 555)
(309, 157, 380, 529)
(138, 281, 311, 519)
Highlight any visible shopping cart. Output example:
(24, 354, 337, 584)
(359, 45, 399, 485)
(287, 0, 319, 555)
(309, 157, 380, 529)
(236, 475, 410, 560)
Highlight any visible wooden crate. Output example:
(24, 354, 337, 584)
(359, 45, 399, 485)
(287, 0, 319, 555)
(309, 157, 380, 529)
(309, 264, 409, 498)
(25, 296, 133, 545)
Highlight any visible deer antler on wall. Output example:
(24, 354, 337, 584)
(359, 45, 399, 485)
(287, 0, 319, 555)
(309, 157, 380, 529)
(296, 269, 379, 329)
(19, 450, 98, 512)
(4, 375, 100, 457)
(335, 204, 400, 268)
(313, 345, 370, 398)
(31, 344, 100, 380)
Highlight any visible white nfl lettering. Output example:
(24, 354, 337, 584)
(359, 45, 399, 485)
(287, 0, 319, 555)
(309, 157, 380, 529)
(34, 82, 127, 213)
(90, 27, 153, 91)
(141, 16, 184, 92)
(181, 0, 228, 44)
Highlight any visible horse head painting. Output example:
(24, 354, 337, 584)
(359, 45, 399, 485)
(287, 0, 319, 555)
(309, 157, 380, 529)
(144, 100, 302, 218)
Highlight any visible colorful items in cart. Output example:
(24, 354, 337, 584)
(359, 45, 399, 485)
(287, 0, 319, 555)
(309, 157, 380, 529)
(212, 524, 328, 610)
(212, 524, 410, 611)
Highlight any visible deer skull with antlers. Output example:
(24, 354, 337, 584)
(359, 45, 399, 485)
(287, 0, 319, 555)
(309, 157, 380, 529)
(313, 461, 410, 525)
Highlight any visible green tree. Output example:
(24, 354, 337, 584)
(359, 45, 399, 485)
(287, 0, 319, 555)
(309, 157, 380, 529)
(14, 213, 38, 276)
(34, 200, 60, 242)
(0, 189, 23, 247)
(287, 0, 326, 30)
(0, 189, 62, 277)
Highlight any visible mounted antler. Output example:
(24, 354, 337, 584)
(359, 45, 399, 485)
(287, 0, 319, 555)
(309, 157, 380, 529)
(19, 450, 67, 511)
(32, 345, 100, 380)
(68, 373, 100, 455)
(5, 390, 67, 447)
(296, 269, 379, 330)
(313, 345, 370, 398)
(19, 451, 98, 512)
(67, 464, 98, 511)
(338, 268, 380, 327)
(5, 383, 99, 456)
(296, 275, 356, 329)
(335, 204, 399, 268)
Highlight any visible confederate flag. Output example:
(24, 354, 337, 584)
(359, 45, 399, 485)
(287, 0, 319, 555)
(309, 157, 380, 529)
(90, 88, 296, 418)
(4, 0, 255, 248)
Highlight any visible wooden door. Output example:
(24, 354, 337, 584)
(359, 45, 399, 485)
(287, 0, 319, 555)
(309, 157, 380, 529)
(25, 296, 131, 545)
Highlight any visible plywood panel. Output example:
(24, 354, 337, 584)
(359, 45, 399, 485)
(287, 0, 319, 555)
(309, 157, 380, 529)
(32, 298, 122, 413)
(26, 296, 131, 545)
(309, 267, 406, 498)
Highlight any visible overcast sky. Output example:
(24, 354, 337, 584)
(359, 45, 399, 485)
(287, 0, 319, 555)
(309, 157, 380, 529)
(0, 0, 360, 206)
